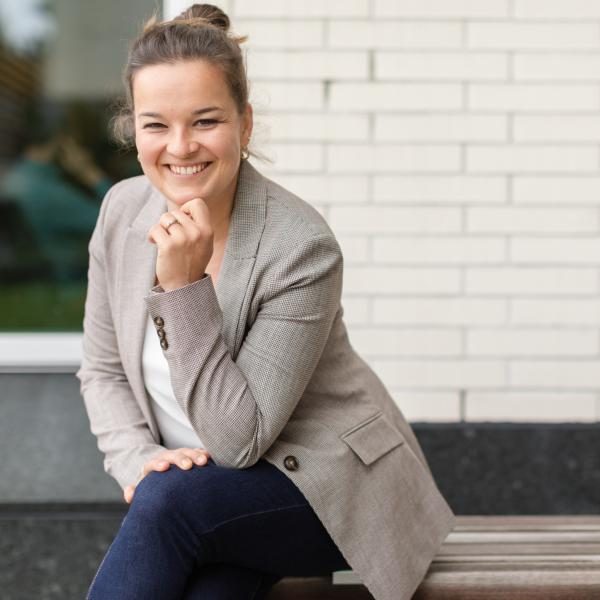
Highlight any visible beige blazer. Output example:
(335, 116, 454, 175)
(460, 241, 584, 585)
(76, 159, 456, 600)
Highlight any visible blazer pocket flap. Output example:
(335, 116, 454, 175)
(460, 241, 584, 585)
(340, 412, 405, 466)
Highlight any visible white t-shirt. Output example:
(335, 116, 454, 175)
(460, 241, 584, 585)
(141, 313, 205, 450)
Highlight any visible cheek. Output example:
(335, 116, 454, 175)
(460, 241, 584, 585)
(136, 134, 161, 162)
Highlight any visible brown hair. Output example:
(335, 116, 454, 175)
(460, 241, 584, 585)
(111, 4, 249, 150)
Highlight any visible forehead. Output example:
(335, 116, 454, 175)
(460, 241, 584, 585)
(133, 59, 233, 110)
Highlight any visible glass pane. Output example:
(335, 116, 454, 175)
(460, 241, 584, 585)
(0, 0, 159, 332)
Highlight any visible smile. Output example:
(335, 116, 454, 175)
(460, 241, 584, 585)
(168, 162, 212, 176)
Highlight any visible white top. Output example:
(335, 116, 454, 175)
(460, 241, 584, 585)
(141, 313, 206, 450)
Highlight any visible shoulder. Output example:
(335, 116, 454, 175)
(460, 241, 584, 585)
(96, 175, 154, 229)
(101, 174, 152, 214)
(261, 172, 336, 244)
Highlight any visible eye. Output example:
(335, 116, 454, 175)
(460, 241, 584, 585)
(195, 119, 219, 126)
(142, 122, 165, 129)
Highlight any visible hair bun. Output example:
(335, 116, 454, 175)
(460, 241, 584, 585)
(174, 3, 230, 33)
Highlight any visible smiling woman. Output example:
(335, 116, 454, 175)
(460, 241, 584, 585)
(77, 4, 455, 600)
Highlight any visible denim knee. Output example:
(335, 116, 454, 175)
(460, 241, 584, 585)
(130, 465, 220, 529)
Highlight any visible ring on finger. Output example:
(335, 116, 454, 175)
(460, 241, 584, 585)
(164, 217, 179, 231)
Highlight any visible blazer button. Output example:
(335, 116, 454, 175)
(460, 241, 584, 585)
(154, 316, 164, 327)
(160, 338, 169, 350)
(156, 327, 166, 339)
(283, 455, 299, 471)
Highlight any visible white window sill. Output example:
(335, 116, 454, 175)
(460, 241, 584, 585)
(0, 333, 82, 372)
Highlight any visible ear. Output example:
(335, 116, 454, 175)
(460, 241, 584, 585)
(241, 103, 253, 146)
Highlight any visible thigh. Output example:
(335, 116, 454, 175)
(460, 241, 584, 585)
(131, 457, 351, 576)
(182, 564, 282, 600)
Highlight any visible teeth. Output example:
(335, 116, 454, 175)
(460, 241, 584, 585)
(170, 163, 208, 175)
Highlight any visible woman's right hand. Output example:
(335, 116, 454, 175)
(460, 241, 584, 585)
(124, 447, 211, 504)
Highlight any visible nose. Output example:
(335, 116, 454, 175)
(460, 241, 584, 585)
(166, 128, 200, 158)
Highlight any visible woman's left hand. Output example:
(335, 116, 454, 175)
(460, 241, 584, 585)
(147, 198, 214, 292)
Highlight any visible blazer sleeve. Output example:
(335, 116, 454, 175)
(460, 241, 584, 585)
(143, 232, 343, 469)
(76, 184, 166, 491)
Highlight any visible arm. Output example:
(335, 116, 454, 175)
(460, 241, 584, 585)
(144, 233, 343, 469)
(76, 184, 166, 491)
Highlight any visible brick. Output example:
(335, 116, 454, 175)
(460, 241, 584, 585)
(266, 113, 369, 141)
(374, 298, 508, 325)
(391, 392, 461, 422)
(234, 0, 369, 17)
(329, 21, 462, 49)
(376, 52, 507, 80)
(373, 237, 505, 264)
(336, 235, 369, 263)
(330, 83, 462, 110)
(467, 22, 599, 49)
(514, 115, 600, 142)
(340, 297, 370, 324)
(250, 82, 324, 110)
(375, 115, 507, 142)
(466, 268, 597, 294)
(514, 178, 600, 205)
(511, 299, 600, 325)
(257, 143, 324, 172)
(511, 238, 600, 263)
(511, 361, 600, 388)
(515, 0, 600, 18)
(344, 267, 461, 294)
(375, 0, 509, 18)
(467, 207, 598, 233)
(469, 84, 599, 111)
(330, 207, 461, 233)
(374, 176, 506, 203)
(235, 20, 324, 48)
(328, 144, 461, 173)
(372, 359, 506, 388)
(247, 50, 368, 81)
(466, 392, 597, 422)
(269, 175, 368, 204)
(467, 329, 598, 356)
(515, 53, 600, 81)
(348, 328, 462, 357)
(467, 145, 598, 173)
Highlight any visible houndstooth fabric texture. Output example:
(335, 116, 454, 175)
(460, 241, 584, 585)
(76, 160, 456, 600)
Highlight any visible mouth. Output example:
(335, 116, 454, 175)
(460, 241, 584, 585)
(166, 162, 212, 177)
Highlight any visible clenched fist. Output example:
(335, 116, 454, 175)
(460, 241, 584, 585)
(147, 197, 213, 292)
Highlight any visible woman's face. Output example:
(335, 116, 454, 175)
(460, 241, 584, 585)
(133, 59, 252, 208)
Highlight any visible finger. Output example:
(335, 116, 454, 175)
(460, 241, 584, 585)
(180, 447, 209, 465)
(147, 223, 171, 245)
(124, 484, 135, 504)
(167, 208, 204, 236)
(181, 197, 210, 225)
(159, 212, 184, 232)
(142, 457, 170, 477)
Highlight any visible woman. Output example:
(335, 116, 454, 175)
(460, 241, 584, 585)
(76, 5, 455, 600)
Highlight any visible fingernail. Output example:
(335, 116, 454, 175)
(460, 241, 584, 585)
(158, 461, 168, 467)
(183, 459, 192, 467)
(196, 455, 206, 464)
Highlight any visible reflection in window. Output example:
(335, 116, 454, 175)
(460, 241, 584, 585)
(0, 0, 156, 331)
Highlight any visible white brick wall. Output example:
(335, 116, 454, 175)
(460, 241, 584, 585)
(167, 1, 600, 423)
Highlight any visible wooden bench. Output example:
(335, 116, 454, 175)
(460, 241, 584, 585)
(268, 516, 600, 599)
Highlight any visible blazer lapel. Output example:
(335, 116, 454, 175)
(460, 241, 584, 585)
(216, 160, 267, 357)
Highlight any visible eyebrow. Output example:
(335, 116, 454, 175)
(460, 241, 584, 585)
(138, 107, 222, 118)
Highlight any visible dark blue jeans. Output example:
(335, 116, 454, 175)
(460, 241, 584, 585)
(87, 457, 350, 599)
